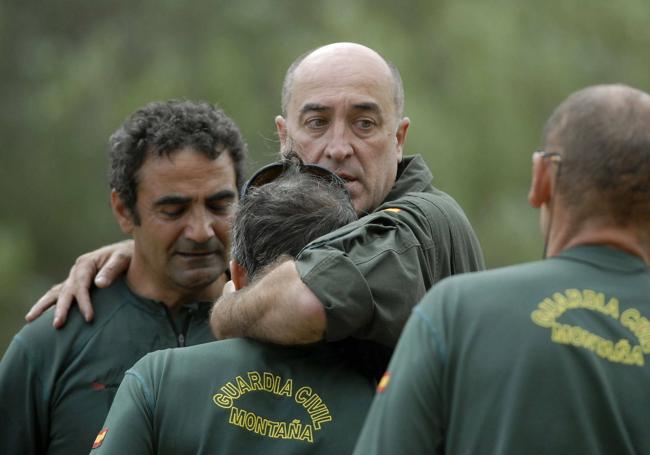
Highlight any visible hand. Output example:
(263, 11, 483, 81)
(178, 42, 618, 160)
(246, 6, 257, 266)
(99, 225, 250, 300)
(25, 240, 134, 328)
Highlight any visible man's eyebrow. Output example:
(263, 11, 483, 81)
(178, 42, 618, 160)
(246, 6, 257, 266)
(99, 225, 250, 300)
(206, 189, 237, 202)
(352, 102, 382, 115)
(154, 195, 191, 206)
(300, 102, 383, 117)
(153, 190, 237, 206)
(300, 103, 330, 115)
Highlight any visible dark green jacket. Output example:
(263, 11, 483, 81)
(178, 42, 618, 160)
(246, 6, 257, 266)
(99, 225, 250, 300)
(354, 246, 650, 454)
(297, 155, 485, 348)
(91, 339, 375, 454)
(0, 276, 214, 455)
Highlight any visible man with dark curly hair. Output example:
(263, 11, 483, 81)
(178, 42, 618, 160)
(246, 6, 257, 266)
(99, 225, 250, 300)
(0, 100, 246, 455)
(91, 161, 376, 454)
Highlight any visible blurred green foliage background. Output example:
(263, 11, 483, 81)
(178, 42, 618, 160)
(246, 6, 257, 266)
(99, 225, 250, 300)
(2, 0, 649, 353)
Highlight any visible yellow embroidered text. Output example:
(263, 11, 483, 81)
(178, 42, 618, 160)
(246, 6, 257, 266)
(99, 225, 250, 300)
(212, 371, 333, 444)
(531, 289, 648, 366)
(229, 406, 314, 443)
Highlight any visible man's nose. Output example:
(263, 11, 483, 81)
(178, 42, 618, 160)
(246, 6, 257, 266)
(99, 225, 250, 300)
(184, 208, 214, 243)
(324, 122, 353, 162)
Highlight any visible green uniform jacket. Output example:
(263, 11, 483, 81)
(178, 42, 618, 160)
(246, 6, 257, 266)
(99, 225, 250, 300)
(91, 339, 375, 454)
(0, 276, 214, 455)
(354, 246, 650, 454)
(297, 155, 485, 348)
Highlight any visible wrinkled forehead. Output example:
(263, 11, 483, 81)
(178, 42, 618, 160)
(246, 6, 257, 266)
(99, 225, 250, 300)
(138, 148, 237, 190)
(288, 50, 397, 117)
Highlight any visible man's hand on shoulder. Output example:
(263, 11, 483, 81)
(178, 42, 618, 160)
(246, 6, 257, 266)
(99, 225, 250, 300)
(25, 240, 134, 328)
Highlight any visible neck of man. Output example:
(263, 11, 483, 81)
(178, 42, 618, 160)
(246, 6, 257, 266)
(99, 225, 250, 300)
(125, 264, 226, 314)
(545, 213, 650, 265)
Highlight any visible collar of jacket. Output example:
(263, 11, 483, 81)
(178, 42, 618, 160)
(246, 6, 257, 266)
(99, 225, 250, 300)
(381, 154, 434, 207)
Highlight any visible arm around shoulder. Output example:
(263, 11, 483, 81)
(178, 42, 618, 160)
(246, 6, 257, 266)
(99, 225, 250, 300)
(210, 260, 326, 344)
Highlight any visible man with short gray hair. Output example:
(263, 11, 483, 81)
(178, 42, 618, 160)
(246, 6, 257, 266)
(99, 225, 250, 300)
(28, 42, 485, 377)
(354, 84, 650, 454)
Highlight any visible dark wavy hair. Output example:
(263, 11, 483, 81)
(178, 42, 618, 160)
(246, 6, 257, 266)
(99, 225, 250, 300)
(108, 100, 247, 223)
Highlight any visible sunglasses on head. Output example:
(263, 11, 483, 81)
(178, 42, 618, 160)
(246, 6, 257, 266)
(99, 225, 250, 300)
(241, 161, 347, 198)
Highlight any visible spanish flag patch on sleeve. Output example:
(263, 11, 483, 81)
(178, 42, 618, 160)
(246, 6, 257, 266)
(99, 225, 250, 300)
(382, 207, 401, 213)
(92, 428, 108, 449)
(377, 372, 391, 393)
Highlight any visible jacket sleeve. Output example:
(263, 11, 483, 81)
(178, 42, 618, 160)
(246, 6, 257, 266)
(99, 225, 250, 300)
(90, 364, 155, 454)
(296, 194, 455, 347)
(0, 336, 49, 455)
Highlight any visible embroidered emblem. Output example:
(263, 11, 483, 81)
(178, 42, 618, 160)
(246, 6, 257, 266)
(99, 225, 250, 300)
(92, 428, 108, 449)
(91, 381, 106, 390)
(531, 288, 649, 366)
(377, 372, 391, 393)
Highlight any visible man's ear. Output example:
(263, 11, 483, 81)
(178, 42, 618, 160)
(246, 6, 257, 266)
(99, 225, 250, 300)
(395, 117, 410, 162)
(275, 115, 288, 151)
(230, 259, 248, 290)
(111, 189, 135, 235)
(527, 152, 553, 208)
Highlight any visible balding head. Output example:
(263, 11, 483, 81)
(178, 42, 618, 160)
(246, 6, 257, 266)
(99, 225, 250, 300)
(281, 42, 405, 119)
(544, 84, 650, 227)
(274, 42, 411, 215)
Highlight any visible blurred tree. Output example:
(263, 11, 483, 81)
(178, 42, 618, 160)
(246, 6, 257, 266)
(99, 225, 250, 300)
(1, 0, 649, 352)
